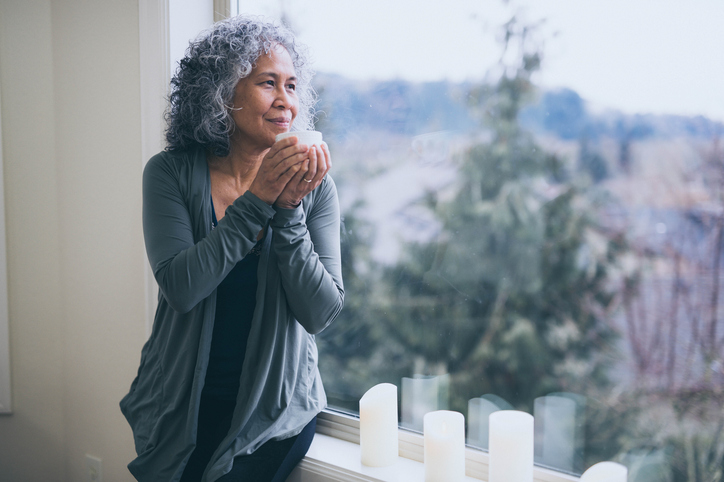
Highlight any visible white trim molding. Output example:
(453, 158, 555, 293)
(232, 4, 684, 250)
(0, 83, 12, 414)
(213, 0, 231, 22)
(138, 0, 170, 337)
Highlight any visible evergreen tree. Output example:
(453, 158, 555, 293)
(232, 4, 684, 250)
(375, 17, 619, 413)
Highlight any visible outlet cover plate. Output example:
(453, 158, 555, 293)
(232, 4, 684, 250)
(85, 454, 102, 482)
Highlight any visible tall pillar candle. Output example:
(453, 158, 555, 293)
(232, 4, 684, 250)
(488, 410, 534, 482)
(580, 461, 627, 482)
(424, 410, 465, 482)
(359, 383, 398, 467)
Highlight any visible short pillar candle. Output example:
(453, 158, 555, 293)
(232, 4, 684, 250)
(359, 383, 399, 467)
(488, 410, 534, 482)
(424, 410, 465, 482)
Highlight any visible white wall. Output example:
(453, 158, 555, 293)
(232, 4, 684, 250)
(0, 0, 148, 480)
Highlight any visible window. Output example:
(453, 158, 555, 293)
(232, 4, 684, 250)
(229, 2, 724, 479)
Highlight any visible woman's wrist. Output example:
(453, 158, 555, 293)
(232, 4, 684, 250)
(237, 191, 277, 220)
(274, 199, 302, 210)
(247, 186, 275, 206)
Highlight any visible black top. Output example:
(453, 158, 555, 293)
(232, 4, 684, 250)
(203, 200, 262, 400)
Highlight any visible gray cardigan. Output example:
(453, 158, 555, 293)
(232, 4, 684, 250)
(120, 148, 344, 481)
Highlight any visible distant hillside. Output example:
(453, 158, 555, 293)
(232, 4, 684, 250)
(312, 73, 724, 144)
(520, 87, 724, 141)
(313, 73, 476, 140)
(312, 72, 723, 266)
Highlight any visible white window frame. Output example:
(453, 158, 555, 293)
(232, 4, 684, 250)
(139, 0, 216, 337)
(138, 3, 583, 480)
(139, 0, 170, 337)
(0, 84, 12, 414)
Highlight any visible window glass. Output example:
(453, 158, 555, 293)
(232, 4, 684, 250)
(238, 1, 724, 478)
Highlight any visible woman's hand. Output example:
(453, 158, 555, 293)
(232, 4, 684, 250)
(248, 137, 311, 205)
(275, 142, 331, 209)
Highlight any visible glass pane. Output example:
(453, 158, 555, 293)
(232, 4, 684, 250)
(237, 2, 724, 479)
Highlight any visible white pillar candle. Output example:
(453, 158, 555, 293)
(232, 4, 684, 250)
(580, 461, 628, 482)
(423, 410, 465, 482)
(359, 383, 398, 467)
(488, 410, 534, 482)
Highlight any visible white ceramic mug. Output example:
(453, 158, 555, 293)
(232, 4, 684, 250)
(275, 130, 323, 146)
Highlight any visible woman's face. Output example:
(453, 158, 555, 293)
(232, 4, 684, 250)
(229, 44, 299, 153)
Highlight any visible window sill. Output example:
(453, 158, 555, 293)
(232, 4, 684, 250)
(286, 410, 579, 482)
(288, 432, 480, 482)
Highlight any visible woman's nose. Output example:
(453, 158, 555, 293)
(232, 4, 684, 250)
(273, 87, 291, 108)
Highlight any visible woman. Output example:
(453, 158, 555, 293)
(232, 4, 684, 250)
(120, 16, 344, 482)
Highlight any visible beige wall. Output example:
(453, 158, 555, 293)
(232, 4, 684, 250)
(0, 0, 148, 480)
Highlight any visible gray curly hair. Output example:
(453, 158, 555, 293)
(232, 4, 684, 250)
(165, 15, 316, 156)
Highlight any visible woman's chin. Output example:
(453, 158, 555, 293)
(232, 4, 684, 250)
(267, 129, 289, 145)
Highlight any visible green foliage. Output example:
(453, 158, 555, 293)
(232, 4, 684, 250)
(367, 17, 619, 415)
(316, 203, 400, 411)
(598, 390, 724, 482)
(318, 14, 628, 469)
(315, 12, 722, 481)
(578, 137, 609, 183)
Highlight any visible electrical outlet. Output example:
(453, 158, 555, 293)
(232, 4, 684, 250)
(85, 454, 102, 482)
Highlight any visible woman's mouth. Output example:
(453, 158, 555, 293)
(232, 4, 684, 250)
(268, 117, 291, 129)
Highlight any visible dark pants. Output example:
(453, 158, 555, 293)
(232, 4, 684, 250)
(180, 394, 317, 482)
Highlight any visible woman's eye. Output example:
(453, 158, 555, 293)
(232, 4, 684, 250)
(287, 83, 296, 91)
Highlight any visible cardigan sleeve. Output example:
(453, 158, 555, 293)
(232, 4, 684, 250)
(142, 153, 276, 313)
(269, 175, 345, 334)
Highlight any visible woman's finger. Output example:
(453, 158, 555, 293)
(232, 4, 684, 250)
(268, 142, 306, 169)
(273, 149, 309, 180)
(320, 143, 331, 174)
(303, 145, 319, 184)
(295, 159, 310, 184)
(278, 159, 305, 185)
(321, 142, 332, 172)
(266, 136, 298, 162)
(311, 145, 328, 183)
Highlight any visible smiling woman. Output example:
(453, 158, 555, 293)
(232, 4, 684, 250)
(121, 15, 344, 482)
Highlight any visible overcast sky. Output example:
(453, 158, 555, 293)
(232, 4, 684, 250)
(235, 0, 724, 122)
